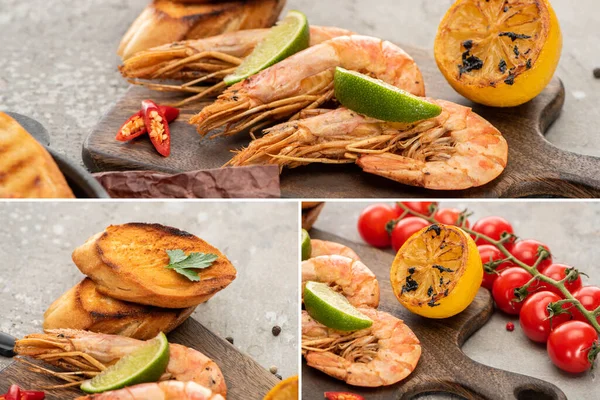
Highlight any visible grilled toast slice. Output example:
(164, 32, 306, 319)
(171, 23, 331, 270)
(72, 223, 237, 308)
(118, 0, 286, 59)
(0, 112, 74, 198)
(44, 278, 195, 340)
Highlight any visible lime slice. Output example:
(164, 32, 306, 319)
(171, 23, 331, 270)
(304, 281, 373, 331)
(301, 229, 311, 261)
(80, 332, 170, 393)
(224, 10, 310, 85)
(334, 67, 442, 123)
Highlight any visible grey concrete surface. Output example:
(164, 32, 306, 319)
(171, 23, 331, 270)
(313, 201, 599, 399)
(0, 0, 598, 168)
(0, 201, 299, 378)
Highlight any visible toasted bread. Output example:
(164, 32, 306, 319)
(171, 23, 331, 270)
(72, 223, 237, 308)
(0, 112, 74, 198)
(44, 278, 195, 340)
(302, 203, 325, 231)
(118, 0, 286, 59)
(301, 202, 323, 210)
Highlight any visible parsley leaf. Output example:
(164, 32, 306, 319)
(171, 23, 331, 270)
(165, 249, 218, 281)
(173, 267, 202, 282)
(166, 249, 188, 264)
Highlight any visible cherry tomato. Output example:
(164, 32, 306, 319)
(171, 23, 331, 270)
(538, 264, 583, 297)
(471, 216, 515, 249)
(433, 208, 470, 228)
(519, 291, 571, 343)
(324, 392, 365, 400)
(396, 201, 437, 218)
(391, 217, 430, 252)
(357, 204, 398, 248)
(510, 239, 552, 272)
(478, 245, 515, 290)
(572, 286, 600, 326)
(547, 321, 599, 373)
(492, 267, 538, 315)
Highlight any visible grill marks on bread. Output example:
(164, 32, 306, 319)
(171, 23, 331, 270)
(0, 112, 74, 198)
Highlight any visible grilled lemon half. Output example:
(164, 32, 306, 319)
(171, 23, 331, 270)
(434, 0, 562, 107)
(264, 376, 298, 400)
(391, 224, 482, 319)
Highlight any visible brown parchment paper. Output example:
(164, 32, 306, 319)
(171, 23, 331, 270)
(94, 165, 280, 198)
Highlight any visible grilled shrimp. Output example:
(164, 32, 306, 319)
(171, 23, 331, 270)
(75, 381, 224, 400)
(191, 35, 425, 137)
(310, 239, 360, 261)
(15, 330, 227, 397)
(228, 100, 507, 190)
(302, 255, 379, 308)
(302, 309, 421, 387)
(119, 26, 353, 106)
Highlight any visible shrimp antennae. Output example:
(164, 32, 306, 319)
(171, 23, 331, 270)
(120, 27, 355, 106)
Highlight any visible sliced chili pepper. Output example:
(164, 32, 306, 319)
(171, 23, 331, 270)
(116, 105, 179, 142)
(142, 100, 172, 157)
(115, 110, 146, 142)
(0, 386, 45, 400)
(324, 392, 365, 400)
(21, 390, 45, 400)
(4, 385, 20, 400)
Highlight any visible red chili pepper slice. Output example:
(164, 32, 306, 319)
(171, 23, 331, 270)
(142, 100, 172, 157)
(21, 391, 45, 400)
(324, 392, 365, 400)
(116, 105, 179, 142)
(4, 385, 20, 400)
(0, 386, 45, 400)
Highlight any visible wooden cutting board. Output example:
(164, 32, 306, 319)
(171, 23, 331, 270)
(82, 44, 600, 198)
(302, 229, 567, 400)
(0, 318, 279, 400)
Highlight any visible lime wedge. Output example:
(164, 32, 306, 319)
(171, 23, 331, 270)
(80, 332, 170, 393)
(224, 10, 310, 85)
(334, 67, 442, 123)
(301, 229, 311, 261)
(304, 281, 373, 331)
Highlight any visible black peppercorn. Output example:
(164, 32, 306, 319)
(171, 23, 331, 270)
(272, 326, 282, 336)
(225, 336, 234, 344)
(594, 68, 600, 79)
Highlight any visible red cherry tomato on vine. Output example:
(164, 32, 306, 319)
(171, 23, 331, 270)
(395, 201, 437, 219)
(391, 217, 430, 252)
(572, 286, 600, 326)
(547, 321, 599, 373)
(492, 267, 538, 315)
(357, 204, 398, 248)
(538, 264, 582, 297)
(433, 208, 470, 227)
(510, 239, 552, 272)
(477, 245, 515, 290)
(519, 291, 571, 343)
(471, 216, 515, 249)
